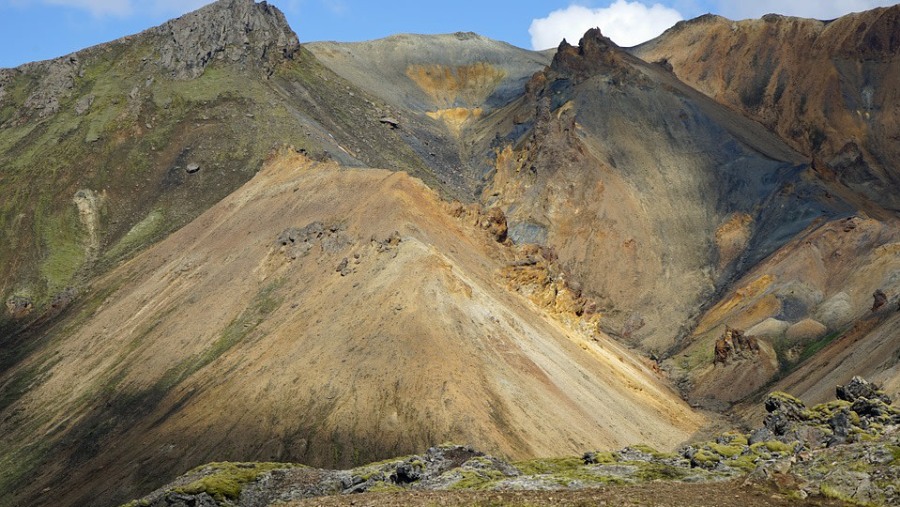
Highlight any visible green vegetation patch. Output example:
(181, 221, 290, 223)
(154, 278, 285, 392)
(762, 440, 795, 454)
(175, 462, 295, 501)
(36, 202, 88, 293)
(448, 469, 507, 490)
(707, 442, 744, 458)
(103, 209, 165, 263)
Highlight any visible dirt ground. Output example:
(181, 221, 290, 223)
(287, 480, 844, 507)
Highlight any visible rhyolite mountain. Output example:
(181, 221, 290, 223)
(1, 1, 899, 506)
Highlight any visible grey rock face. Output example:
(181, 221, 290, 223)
(150, 0, 300, 79)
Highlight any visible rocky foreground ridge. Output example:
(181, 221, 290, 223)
(126, 377, 899, 507)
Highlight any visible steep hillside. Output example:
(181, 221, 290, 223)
(0, 151, 704, 507)
(632, 8, 900, 411)
(633, 6, 900, 210)
(478, 29, 849, 352)
(308, 34, 551, 196)
(0, 0, 432, 333)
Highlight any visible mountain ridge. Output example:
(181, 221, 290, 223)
(1, 3, 900, 506)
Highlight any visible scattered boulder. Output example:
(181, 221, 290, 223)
(186, 163, 201, 174)
(378, 116, 400, 128)
(764, 391, 808, 436)
(836, 376, 893, 404)
(125, 379, 900, 507)
(871, 289, 887, 312)
(74, 94, 94, 115)
(449, 202, 508, 243)
(277, 222, 349, 260)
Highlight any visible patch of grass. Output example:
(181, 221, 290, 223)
(367, 482, 405, 493)
(448, 469, 507, 490)
(707, 442, 744, 458)
(154, 279, 284, 392)
(514, 456, 591, 475)
(633, 462, 691, 481)
(175, 462, 294, 501)
(36, 201, 88, 294)
(798, 329, 844, 364)
(820, 483, 875, 506)
(762, 440, 795, 454)
(103, 209, 165, 263)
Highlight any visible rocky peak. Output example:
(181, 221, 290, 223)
(149, 0, 300, 79)
(550, 28, 622, 79)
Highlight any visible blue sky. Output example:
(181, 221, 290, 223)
(0, 0, 897, 68)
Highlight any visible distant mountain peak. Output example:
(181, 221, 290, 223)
(149, 0, 300, 79)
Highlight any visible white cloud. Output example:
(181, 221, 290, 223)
(715, 0, 899, 20)
(529, 1, 684, 50)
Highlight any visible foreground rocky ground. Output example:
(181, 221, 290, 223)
(125, 378, 899, 507)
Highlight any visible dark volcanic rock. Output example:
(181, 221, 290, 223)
(150, 0, 300, 79)
(836, 376, 892, 404)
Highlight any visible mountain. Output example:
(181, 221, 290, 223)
(632, 6, 900, 412)
(2, 1, 900, 506)
(633, 6, 900, 210)
(0, 0, 434, 331)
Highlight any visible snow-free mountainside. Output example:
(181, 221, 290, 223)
(1, 1, 899, 506)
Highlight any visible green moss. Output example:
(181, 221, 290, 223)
(514, 456, 593, 475)
(720, 432, 749, 446)
(633, 462, 691, 481)
(724, 454, 759, 472)
(629, 444, 676, 459)
(691, 449, 721, 467)
(762, 441, 795, 454)
(449, 469, 506, 490)
(707, 442, 745, 458)
(175, 462, 294, 501)
(888, 445, 900, 463)
(367, 482, 405, 493)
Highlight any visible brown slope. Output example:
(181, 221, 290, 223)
(0, 150, 703, 507)
(481, 29, 848, 352)
(0, 0, 434, 333)
(671, 211, 900, 411)
(633, 7, 900, 210)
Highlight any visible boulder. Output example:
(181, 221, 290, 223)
(871, 289, 887, 312)
(836, 376, 892, 404)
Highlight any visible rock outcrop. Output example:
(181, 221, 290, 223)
(148, 0, 300, 79)
(713, 326, 760, 365)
